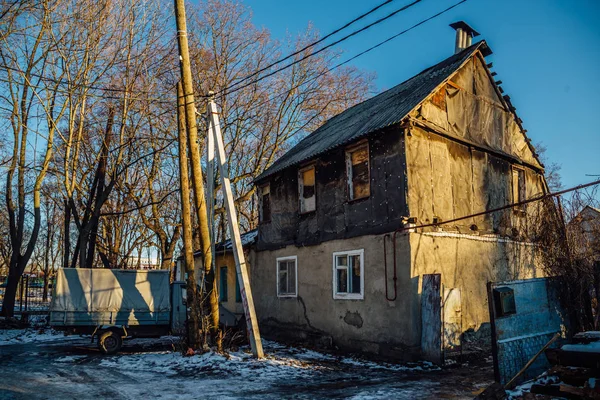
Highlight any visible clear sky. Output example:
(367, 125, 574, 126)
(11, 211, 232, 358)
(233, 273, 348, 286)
(242, 0, 600, 191)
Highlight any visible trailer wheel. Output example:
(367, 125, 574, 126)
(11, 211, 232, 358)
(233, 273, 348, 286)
(98, 330, 123, 355)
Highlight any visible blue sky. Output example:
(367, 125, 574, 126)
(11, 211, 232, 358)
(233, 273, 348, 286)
(243, 0, 600, 191)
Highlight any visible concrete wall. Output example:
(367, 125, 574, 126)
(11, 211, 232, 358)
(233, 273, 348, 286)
(252, 233, 419, 357)
(409, 232, 541, 336)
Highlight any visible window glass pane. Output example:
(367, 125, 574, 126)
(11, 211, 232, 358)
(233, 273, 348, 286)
(337, 268, 348, 293)
(278, 267, 288, 294)
(303, 168, 315, 186)
(288, 263, 296, 295)
(336, 255, 348, 267)
(350, 255, 361, 294)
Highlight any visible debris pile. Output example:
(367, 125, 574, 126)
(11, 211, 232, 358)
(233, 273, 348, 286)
(528, 331, 600, 398)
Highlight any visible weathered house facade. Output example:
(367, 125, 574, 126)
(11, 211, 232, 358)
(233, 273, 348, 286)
(251, 23, 548, 359)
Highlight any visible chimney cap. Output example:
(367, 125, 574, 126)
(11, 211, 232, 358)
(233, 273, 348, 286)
(449, 21, 480, 37)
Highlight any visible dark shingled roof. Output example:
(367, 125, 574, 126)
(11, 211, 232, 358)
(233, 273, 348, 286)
(255, 41, 487, 182)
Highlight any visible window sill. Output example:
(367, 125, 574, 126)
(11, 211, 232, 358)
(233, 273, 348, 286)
(299, 210, 316, 217)
(333, 294, 364, 300)
(347, 196, 370, 205)
(277, 294, 297, 299)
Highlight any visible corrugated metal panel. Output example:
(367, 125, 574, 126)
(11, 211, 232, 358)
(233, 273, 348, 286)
(255, 42, 486, 182)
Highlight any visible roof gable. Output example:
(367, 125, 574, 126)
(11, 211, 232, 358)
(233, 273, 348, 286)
(255, 41, 488, 182)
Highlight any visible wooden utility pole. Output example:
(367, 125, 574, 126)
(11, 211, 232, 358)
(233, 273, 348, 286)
(207, 95, 264, 358)
(176, 82, 201, 349)
(173, 0, 221, 348)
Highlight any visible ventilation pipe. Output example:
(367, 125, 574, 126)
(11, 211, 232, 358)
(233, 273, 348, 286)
(449, 21, 480, 54)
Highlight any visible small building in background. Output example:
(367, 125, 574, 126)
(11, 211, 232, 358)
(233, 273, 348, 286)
(175, 229, 258, 322)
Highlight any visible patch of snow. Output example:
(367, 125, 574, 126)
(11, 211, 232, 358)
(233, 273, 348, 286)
(0, 328, 71, 346)
(55, 355, 88, 363)
(507, 373, 559, 399)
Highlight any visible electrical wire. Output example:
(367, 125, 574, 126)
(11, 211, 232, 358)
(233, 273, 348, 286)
(218, 0, 400, 95)
(208, 0, 426, 99)
(206, 0, 469, 122)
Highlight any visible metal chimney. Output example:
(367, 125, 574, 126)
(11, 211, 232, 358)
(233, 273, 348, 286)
(449, 21, 480, 54)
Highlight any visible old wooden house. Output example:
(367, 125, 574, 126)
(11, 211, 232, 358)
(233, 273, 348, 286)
(250, 22, 548, 360)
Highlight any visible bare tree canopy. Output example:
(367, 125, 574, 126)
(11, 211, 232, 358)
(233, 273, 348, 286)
(0, 0, 374, 319)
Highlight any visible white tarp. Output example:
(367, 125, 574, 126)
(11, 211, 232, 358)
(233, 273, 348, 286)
(51, 268, 170, 313)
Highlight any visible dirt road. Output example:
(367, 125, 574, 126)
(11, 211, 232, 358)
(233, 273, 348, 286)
(0, 333, 493, 399)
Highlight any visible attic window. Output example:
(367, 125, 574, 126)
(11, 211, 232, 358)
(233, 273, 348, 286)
(512, 166, 526, 208)
(299, 165, 316, 214)
(345, 142, 370, 201)
(259, 184, 271, 223)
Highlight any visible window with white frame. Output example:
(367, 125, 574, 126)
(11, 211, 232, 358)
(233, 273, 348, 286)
(333, 249, 364, 300)
(298, 165, 316, 213)
(277, 256, 297, 297)
(345, 142, 370, 201)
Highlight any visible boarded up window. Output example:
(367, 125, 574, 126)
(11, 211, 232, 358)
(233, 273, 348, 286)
(346, 144, 370, 200)
(512, 167, 526, 206)
(260, 184, 271, 223)
(431, 85, 447, 110)
(299, 166, 316, 213)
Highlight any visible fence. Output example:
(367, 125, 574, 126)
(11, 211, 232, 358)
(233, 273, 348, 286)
(0, 275, 54, 314)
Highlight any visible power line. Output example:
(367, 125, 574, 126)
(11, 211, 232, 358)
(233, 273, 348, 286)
(400, 179, 600, 233)
(208, 0, 425, 99)
(206, 0, 468, 122)
(0, 62, 178, 100)
(219, 0, 400, 95)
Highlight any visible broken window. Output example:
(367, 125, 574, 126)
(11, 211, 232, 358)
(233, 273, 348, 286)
(299, 165, 316, 213)
(277, 256, 297, 297)
(345, 143, 370, 201)
(512, 166, 526, 208)
(259, 184, 271, 223)
(333, 249, 364, 300)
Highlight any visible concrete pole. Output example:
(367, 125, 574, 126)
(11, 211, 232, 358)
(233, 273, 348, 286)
(207, 96, 264, 358)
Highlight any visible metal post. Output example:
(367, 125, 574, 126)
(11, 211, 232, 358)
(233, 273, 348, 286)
(207, 97, 264, 358)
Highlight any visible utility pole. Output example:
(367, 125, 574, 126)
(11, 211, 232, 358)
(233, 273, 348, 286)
(207, 95, 264, 358)
(173, 0, 221, 348)
(176, 82, 201, 349)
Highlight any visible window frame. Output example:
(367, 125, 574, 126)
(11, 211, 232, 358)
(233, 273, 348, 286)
(259, 183, 271, 223)
(298, 164, 316, 214)
(345, 141, 371, 202)
(332, 249, 365, 300)
(276, 255, 298, 298)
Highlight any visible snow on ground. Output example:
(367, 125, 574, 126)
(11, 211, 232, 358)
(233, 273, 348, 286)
(99, 339, 438, 381)
(0, 328, 71, 346)
(506, 372, 560, 399)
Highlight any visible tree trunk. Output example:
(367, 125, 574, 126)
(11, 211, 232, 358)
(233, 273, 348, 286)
(174, 0, 221, 350)
(177, 82, 202, 349)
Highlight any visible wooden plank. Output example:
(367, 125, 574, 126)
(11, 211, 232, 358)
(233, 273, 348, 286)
(207, 99, 264, 358)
